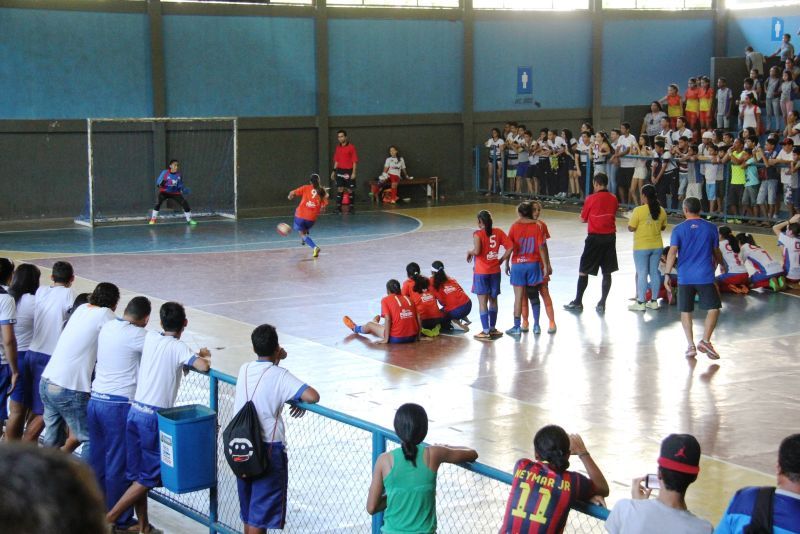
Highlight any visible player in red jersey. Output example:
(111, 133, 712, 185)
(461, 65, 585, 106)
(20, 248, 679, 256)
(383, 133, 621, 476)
(466, 210, 509, 340)
(429, 261, 472, 332)
(520, 201, 557, 334)
(401, 262, 421, 298)
(500, 425, 609, 534)
(287, 174, 328, 258)
(343, 279, 419, 344)
(407, 275, 448, 337)
(501, 202, 551, 336)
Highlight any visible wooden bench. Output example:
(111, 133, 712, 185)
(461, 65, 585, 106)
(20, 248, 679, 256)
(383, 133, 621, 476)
(369, 177, 439, 204)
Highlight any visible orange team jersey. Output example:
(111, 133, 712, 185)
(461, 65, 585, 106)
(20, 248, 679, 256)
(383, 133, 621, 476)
(381, 294, 419, 338)
(293, 185, 328, 222)
(401, 278, 415, 298)
(508, 220, 548, 264)
(429, 277, 470, 312)
(685, 87, 700, 113)
(410, 290, 444, 320)
(473, 227, 510, 275)
(698, 87, 713, 112)
(666, 94, 683, 117)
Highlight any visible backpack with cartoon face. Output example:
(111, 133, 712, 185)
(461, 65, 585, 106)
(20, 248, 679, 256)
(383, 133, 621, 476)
(223, 366, 272, 479)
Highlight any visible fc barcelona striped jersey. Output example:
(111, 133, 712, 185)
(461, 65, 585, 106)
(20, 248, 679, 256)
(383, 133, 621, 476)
(500, 459, 593, 534)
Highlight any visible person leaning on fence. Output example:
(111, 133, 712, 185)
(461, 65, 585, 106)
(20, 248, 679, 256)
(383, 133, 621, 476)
(605, 434, 713, 534)
(499, 424, 609, 534)
(366, 403, 478, 533)
(714, 433, 800, 534)
(106, 302, 211, 534)
(232, 324, 319, 534)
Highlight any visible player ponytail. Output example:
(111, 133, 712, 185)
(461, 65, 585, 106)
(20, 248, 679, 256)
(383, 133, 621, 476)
(736, 232, 756, 246)
(719, 226, 740, 254)
(641, 184, 661, 221)
(393, 403, 428, 467)
(386, 279, 401, 295)
(517, 201, 533, 220)
(405, 262, 421, 279)
(412, 274, 429, 294)
(533, 424, 571, 473)
(788, 222, 800, 236)
(477, 210, 493, 238)
(309, 173, 327, 199)
(431, 260, 448, 290)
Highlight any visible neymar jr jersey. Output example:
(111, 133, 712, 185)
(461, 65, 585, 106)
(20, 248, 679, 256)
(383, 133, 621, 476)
(473, 227, 510, 275)
(429, 277, 470, 312)
(380, 294, 419, 338)
(293, 185, 327, 222)
(508, 221, 548, 264)
(500, 460, 593, 534)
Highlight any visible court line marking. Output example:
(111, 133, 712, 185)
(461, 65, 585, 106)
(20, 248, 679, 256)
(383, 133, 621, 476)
(191, 292, 340, 309)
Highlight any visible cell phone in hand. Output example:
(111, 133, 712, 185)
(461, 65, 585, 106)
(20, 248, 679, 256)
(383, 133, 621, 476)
(645, 473, 660, 489)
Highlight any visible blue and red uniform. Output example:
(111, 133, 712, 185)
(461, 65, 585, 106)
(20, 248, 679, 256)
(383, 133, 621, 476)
(500, 460, 593, 534)
(380, 294, 419, 343)
(508, 221, 548, 287)
(429, 277, 472, 321)
(292, 185, 327, 232)
(410, 289, 446, 330)
(156, 170, 185, 195)
(472, 227, 510, 298)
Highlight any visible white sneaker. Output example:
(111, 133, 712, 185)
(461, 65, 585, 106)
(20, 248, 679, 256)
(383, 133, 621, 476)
(645, 300, 660, 310)
(628, 301, 646, 312)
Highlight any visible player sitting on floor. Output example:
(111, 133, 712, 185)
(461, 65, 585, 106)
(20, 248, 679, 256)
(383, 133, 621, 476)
(288, 173, 328, 258)
(773, 214, 800, 288)
(401, 262, 421, 298)
(149, 160, 196, 226)
(343, 279, 420, 344)
(408, 275, 449, 337)
(645, 247, 678, 303)
(716, 226, 750, 294)
(429, 261, 472, 332)
(736, 233, 786, 291)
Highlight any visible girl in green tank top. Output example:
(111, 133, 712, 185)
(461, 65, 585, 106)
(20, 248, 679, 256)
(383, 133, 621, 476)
(366, 403, 479, 534)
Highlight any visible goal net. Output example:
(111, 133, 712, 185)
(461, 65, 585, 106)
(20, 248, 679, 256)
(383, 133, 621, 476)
(76, 117, 238, 226)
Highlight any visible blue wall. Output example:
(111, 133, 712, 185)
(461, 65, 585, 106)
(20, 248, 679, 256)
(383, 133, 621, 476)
(328, 19, 463, 115)
(602, 17, 714, 107)
(163, 15, 316, 117)
(727, 11, 800, 57)
(473, 19, 592, 111)
(0, 8, 152, 119)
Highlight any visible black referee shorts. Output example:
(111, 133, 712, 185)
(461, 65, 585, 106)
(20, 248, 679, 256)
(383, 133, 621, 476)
(677, 284, 721, 313)
(579, 234, 618, 276)
(335, 168, 354, 189)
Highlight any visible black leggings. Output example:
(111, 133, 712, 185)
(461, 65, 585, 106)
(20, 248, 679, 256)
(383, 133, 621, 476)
(154, 192, 191, 213)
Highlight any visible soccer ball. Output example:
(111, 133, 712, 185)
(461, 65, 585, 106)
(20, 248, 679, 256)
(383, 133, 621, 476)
(276, 223, 291, 236)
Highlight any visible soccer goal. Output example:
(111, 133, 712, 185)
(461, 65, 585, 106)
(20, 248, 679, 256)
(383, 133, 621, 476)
(76, 117, 238, 227)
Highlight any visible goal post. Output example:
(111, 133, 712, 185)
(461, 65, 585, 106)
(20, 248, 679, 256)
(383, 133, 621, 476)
(76, 117, 238, 227)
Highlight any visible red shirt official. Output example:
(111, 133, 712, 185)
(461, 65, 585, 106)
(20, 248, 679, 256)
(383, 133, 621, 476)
(580, 190, 618, 234)
(334, 143, 358, 170)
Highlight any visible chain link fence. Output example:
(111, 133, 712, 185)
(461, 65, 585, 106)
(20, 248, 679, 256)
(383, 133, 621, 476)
(152, 370, 607, 533)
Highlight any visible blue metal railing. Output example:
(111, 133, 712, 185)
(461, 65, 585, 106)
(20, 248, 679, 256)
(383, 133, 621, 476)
(151, 368, 608, 533)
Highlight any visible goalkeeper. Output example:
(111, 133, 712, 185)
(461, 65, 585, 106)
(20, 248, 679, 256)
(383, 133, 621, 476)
(149, 159, 197, 226)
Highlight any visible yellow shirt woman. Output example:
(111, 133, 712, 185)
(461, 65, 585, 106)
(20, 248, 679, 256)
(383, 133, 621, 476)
(628, 204, 667, 250)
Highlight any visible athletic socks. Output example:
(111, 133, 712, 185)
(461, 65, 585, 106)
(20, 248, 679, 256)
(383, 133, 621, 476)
(531, 302, 541, 327)
(480, 312, 490, 333)
(540, 285, 555, 324)
(151, 210, 158, 219)
(514, 316, 521, 328)
(600, 274, 612, 306)
(303, 235, 318, 249)
(488, 307, 498, 329)
(575, 275, 589, 305)
(354, 325, 363, 334)
(184, 211, 193, 222)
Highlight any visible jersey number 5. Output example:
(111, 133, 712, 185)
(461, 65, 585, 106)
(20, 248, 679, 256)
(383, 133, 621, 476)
(511, 482, 551, 524)
(489, 235, 497, 249)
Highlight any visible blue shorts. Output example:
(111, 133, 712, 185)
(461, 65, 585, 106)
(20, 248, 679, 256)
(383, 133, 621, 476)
(516, 163, 529, 177)
(292, 217, 314, 233)
(388, 335, 417, 344)
(237, 443, 288, 530)
(705, 182, 716, 201)
(8, 350, 27, 406)
(25, 350, 51, 415)
(472, 272, 501, 298)
(510, 262, 544, 287)
(444, 300, 472, 321)
(126, 404, 162, 488)
(0, 364, 10, 420)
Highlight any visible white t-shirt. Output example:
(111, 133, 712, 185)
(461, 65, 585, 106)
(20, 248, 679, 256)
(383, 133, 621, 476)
(505, 133, 519, 159)
(658, 129, 673, 149)
(605, 499, 713, 534)
(670, 128, 693, 146)
(92, 318, 148, 400)
(14, 293, 36, 352)
(778, 232, 800, 280)
(777, 149, 796, 186)
(577, 139, 591, 163)
(741, 106, 759, 129)
(383, 157, 406, 177)
(618, 134, 638, 168)
(739, 243, 784, 276)
(719, 243, 749, 274)
(0, 289, 17, 366)
(42, 304, 115, 393)
(28, 285, 73, 356)
(234, 361, 307, 444)
(486, 138, 504, 160)
(548, 136, 567, 153)
(134, 331, 196, 409)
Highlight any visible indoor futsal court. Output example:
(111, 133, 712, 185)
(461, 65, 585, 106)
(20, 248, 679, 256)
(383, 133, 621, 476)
(1, 201, 795, 528)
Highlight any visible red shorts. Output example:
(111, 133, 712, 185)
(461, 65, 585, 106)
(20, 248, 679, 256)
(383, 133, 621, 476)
(685, 110, 699, 124)
(699, 110, 711, 123)
(388, 173, 401, 184)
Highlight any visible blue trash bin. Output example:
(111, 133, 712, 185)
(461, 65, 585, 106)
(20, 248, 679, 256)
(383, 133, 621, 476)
(157, 404, 217, 494)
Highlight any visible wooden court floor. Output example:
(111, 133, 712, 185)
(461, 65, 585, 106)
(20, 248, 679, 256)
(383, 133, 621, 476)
(2, 201, 797, 525)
